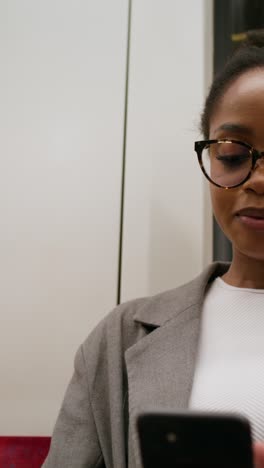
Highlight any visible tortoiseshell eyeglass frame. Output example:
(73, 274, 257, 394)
(194, 138, 264, 189)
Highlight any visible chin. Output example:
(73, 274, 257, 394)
(240, 251, 264, 262)
(233, 240, 264, 262)
(221, 222, 264, 262)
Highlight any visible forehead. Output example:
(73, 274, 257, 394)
(210, 68, 264, 138)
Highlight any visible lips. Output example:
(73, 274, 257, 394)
(236, 208, 264, 218)
(235, 207, 264, 230)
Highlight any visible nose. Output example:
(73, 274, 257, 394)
(255, 153, 264, 168)
(243, 154, 264, 194)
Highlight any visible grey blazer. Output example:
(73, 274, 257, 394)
(43, 262, 229, 468)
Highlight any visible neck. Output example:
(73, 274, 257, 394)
(222, 251, 264, 289)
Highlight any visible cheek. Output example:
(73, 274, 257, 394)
(209, 186, 234, 232)
(210, 186, 224, 214)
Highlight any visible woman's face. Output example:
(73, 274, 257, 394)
(209, 68, 264, 261)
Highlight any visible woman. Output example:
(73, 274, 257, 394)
(43, 41, 264, 467)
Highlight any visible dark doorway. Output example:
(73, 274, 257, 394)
(213, 0, 264, 261)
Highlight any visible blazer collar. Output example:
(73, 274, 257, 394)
(133, 262, 230, 328)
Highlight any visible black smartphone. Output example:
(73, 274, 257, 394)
(137, 411, 253, 468)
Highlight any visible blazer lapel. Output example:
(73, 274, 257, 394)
(126, 303, 201, 468)
(125, 262, 230, 467)
(126, 302, 201, 411)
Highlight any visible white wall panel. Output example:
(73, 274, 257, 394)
(0, 0, 128, 434)
(121, 0, 213, 301)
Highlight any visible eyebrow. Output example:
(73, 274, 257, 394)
(213, 123, 253, 135)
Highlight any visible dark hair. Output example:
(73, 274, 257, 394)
(201, 37, 264, 139)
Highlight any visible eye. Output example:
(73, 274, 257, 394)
(216, 154, 251, 167)
(208, 141, 251, 167)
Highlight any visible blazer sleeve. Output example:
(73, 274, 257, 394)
(42, 345, 105, 468)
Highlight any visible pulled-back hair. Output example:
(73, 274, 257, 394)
(201, 34, 264, 139)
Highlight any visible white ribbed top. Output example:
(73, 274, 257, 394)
(189, 277, 264, 442)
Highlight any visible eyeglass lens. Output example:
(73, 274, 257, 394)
(201, 141, 252, 187)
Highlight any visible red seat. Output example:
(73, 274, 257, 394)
(0, 436, 51, 468)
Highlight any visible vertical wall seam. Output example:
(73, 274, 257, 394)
(117, 0, 132, 305)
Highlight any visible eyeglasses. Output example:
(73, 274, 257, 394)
(194, 139, 264, 189)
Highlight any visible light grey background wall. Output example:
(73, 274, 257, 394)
(0, 0, 213, 435)
(0, 0, 129, 435)
(121, 0, 213, 302)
